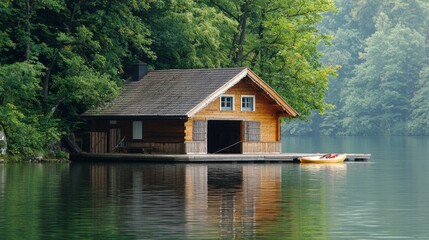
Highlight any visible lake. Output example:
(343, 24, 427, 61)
(1, 136, 429, 239)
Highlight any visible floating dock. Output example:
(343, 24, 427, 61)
(70, 153, 371, 163)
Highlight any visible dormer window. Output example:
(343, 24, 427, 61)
(220, 95, 234, 111)
(241, 95, 255, 111)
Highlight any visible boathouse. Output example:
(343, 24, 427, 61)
(82, 64, 298, 154)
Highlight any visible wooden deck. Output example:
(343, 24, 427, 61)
(70, 153, 371, 163)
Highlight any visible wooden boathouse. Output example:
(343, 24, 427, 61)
(82, 64, 298, 155)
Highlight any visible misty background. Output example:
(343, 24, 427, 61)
(284, 0, 429, 136)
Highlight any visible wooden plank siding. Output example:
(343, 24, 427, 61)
(108, 128, 121, 152)
(188, 78, 280, 142)
(185, 77, 282, 153)
(90, 132, 107, 153)
(91, 119, 185, 142)
(242, 142, 280, 154)
(142, 120, 185, 143)
(89, 119, 186, 153)
(185, 141, 207, 154)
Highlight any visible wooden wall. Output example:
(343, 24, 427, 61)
(185, 77, 282, 154)
(242, 142, 280, 154)
(91, 119, 185, 142)
(186, 78, 281, 142)
(90, 132, 107, 153)
(89, 119, 186, 153)
(185, 141, 207, 154)
(143, 120, 185, 143)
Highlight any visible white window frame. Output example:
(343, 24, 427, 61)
(220, 94, 235, 111)
(132, 121, 143, 140)
(241, 95, 255, 112)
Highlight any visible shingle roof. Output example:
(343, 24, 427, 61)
(83, 67, 248, 117)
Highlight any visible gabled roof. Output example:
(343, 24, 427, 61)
(82, 67, 298, 118)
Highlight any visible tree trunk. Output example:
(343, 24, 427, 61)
(230, 1, 250, 65)
(251, 9, 266, 70)
(24, 0, 31, 61)
(42, 51, 59, 113)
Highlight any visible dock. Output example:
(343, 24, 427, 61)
(70, 153, 371, 163)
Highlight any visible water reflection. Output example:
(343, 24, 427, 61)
(86, 163, 284, 239)
(0, 165, 4, 196)
(0, 163, 357, 239)
(3, 155, 425, 239)
(2, 137, 429, 239)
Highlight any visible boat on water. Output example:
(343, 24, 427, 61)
(299, 153, 347, 164)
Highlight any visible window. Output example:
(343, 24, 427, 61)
(220, 95, 234, 111)
(241, 95, 255, 111)
(132, 121, 143, 140)
(109, 120, 117, 125)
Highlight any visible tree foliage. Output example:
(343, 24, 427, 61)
(205, 0, 337, 116)
(409, 66, 429, 134)
(1, 0, 336, 158)
(286, 0, 429, 136)
(0, 1, 153, 158)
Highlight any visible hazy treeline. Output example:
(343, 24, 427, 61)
(285, 0, 429, 136)
(0, 0, 336, 158)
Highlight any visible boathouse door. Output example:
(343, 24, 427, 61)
(108, 128, 121, 152)
(207, 120, 242, 154)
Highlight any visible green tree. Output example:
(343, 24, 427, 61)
(1, 0, 341, 157)
(207, 0, 338, 116)
(287, 0, 429, 136)
(409, 66, 429, 134)
(341, 20, 426, 135)
(0, 1, 154, 158)
(0, 62, 58, 157)
(146, 0, 232, 69)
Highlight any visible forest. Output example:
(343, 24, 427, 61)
(1, 0, 428, 159)
(285, 0, 429, 136)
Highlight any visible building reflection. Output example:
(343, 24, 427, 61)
(84, 163, 283, 238)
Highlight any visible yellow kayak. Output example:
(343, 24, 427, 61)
(299, 154, 347, 164)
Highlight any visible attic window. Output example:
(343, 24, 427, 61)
(241, 95, 255, 111)
(220, 95, 234, 111)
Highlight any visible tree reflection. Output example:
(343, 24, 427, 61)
(0, 162, 349, 239)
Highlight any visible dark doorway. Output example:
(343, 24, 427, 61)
(207, 120, 242, 154)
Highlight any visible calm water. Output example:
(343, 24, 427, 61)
(1, 136, 429, 239)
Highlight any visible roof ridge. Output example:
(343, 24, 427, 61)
(147, 67, 247, 72)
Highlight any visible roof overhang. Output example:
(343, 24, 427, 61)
(82, 115, 189, 120)
(246, 68, 298, 117)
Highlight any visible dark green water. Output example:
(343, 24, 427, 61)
(1, 136, 429, 239)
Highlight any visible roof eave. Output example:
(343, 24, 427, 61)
(246, 68, 299, 117)
(81, 115, 189, 120)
